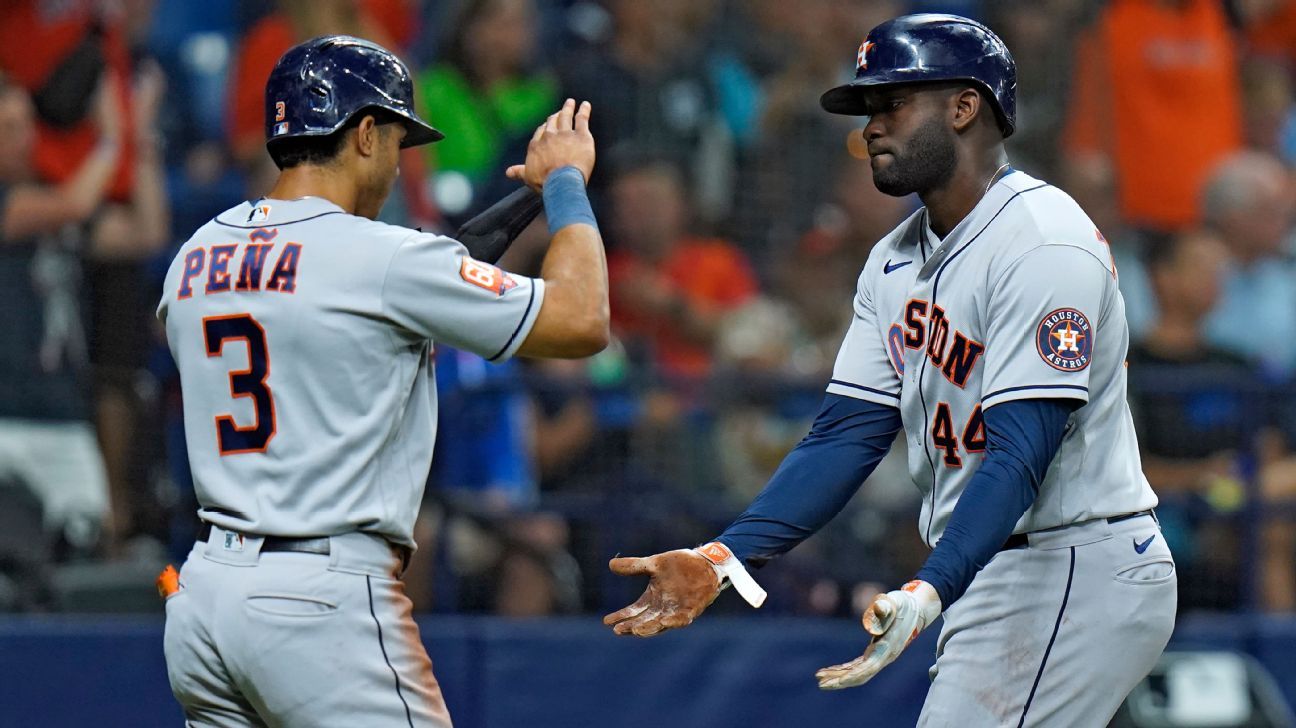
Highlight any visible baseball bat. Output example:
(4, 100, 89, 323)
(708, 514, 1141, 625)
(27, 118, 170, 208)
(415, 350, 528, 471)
(454, 186, 544, 264)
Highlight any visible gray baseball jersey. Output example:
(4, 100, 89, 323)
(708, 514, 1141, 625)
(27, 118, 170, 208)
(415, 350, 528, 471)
(828, 170, 1158, 546)
(158, 196, 544, 548)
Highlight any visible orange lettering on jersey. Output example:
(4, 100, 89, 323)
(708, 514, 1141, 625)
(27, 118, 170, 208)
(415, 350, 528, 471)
(941, 331, 986, 389)
(898, 302, 985, 387)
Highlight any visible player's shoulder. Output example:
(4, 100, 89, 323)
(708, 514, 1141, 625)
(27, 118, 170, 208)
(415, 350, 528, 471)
(992, 171, 1112, 270)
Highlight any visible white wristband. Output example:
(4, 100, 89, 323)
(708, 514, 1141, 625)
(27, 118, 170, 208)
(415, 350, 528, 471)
(694, 542, 767, 608)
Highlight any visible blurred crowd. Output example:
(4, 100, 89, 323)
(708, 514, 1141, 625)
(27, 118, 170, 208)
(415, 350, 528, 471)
(0, 0, 1295, 618)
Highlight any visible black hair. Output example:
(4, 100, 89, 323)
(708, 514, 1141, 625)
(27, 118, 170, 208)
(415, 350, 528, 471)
(1139, 229, 1181, 274)
(267, 106, 404, 170)
(443, 0, 512, 87)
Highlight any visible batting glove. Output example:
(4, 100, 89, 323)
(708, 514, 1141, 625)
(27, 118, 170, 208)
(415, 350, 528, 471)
(815, 580, 942, 690)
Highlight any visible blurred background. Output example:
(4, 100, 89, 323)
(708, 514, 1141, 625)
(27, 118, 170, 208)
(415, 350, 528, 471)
(0, 0, 1295, 726)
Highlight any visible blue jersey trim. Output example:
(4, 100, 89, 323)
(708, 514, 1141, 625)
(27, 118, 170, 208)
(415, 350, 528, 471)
(982, 384, 1089, 402)
(367, 575, 416, 728)
(827, 379, 901, 401)
(1017, 547, 1076, 727)
(487, 283, 537, 362)
(214, 210, 346, 230)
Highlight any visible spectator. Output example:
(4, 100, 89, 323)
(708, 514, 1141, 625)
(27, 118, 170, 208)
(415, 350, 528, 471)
(1128, 229, 1261, 611)
(718, 158, 910, 383)
(84, 59, 170, 554)
(415, 0, 558, 220)
(0, 0, 139, 204)
(558, 0, 721, 199)
(1063, 0, 1244, 231)
(0, 78, 121, 559)
(1200, 152, 1296, 377)
(1242, 0, 1296, 66)
(0, 1, 170, 557)
(1239, 57, 1296, 164)
(405, 346, 578, 617)
(606, 159, 758, 381)
(1062, 154, 1158, 339)
(986, 0, 1090, 180)
(731, 0, 896, 267)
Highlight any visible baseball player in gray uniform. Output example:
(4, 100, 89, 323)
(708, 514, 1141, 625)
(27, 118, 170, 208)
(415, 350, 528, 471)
(605, 14, 1177, 727)
(158, 36, 606, 727)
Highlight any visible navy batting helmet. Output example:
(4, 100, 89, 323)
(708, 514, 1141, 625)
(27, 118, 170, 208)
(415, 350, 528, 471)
(265, 35, 442, 151)
(820, 14, 1016, 137)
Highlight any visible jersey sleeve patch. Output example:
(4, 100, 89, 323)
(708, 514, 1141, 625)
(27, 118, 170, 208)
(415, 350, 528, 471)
(1036, 308, 1092, 372)
(459, 257, 518, 296)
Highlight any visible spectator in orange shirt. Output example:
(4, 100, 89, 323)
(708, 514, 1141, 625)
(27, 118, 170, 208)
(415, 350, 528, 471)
(1242, 0, 1296, 64)
(0, 0, 137, 202)
(607, 159, 758, 380)
(1063, 0, 1244, 231)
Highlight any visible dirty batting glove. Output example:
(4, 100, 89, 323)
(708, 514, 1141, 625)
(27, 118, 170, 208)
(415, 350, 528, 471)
(815, 580, 942, 690)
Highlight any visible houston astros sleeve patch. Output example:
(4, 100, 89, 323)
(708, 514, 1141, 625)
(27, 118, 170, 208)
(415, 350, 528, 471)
(1036, 308, 1092, 372)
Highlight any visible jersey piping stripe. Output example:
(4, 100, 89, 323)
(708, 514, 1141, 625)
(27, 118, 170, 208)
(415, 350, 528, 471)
(827, 379, 901, 400)
(367, 575, 416, 728)
(920, 182, 1051, 544)
(1017, 546, 1075, 727)
(982, 384, 1089, 402)
(213, 210, 346, 230)
(487, 282, 537, 362)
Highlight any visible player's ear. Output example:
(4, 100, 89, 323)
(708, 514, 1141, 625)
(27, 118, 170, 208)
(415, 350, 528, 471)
(950, 88, 980, 133)
(354, 114, 379, 158)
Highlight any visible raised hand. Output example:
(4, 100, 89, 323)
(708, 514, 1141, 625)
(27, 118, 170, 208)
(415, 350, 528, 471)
(506, 98, 595, 190)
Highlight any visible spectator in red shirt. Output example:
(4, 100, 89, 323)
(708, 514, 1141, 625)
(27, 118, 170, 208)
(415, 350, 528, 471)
(0, 0, 137, 201)
(607, 159, 758, 380)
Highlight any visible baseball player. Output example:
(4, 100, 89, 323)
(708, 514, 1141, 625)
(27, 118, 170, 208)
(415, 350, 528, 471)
(158, 36, 606, 727)
(605, 14, 1177, 726)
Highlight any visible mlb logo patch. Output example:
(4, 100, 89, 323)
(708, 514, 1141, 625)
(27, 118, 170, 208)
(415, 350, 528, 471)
(223, 531, 245, 552)
(274, 122, 290, 136)
(250, 205, 272, 223)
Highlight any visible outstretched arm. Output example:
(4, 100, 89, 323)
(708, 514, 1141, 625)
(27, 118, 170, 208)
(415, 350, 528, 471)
(718, 394, 902, 565)
(604, 393, 901, 637)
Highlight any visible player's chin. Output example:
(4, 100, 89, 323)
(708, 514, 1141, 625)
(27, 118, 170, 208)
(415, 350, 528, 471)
(870, 165, 915, 198)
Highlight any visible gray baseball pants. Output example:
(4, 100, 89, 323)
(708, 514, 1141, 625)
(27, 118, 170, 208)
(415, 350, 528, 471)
(918, 513, 1177, 727)
(164, 525, 452, 727)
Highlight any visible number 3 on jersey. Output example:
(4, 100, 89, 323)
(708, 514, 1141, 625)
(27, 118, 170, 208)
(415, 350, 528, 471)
(203, 314, 276, 454)
(931, 403, 985, 468)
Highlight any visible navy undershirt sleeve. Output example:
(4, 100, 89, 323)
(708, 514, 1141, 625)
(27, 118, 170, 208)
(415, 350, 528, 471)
(914, 397, 1079, 608)
(717, 393, 902, 567)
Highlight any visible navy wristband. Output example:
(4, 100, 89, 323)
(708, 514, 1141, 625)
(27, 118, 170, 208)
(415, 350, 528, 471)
(543, 166, 598, 235)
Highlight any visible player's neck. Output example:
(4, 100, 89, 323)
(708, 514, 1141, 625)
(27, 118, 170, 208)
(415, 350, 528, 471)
(920, 153, 1009, 239)
(267, 166, 360, 215)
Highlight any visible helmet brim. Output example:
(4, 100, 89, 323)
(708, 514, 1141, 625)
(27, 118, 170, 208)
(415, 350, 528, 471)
(397, 113, 444, 148)
(820, 71, 969, 116)
(819, 75, 1014, 136)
